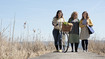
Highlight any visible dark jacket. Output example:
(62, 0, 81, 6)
(68, 19, 79, 35)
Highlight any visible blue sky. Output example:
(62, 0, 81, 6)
(0, 0, 105, 41)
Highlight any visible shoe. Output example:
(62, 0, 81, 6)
(59, 50, 62, 53)
(86, 50, 88, 52)
(75, 50, 78, 52)
(71, 50, 74, 52)
(83, 50, 85, 52)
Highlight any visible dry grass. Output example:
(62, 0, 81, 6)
(1, 32, 105, 59)
(88, 40, 105, 56)
(0, 20, 55, 59)
(0, 33, 55, 59)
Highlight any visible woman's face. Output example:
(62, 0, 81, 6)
(74, 14, 78, 19)
(58, 12, 62, 18)
(83, 12, 87, 18)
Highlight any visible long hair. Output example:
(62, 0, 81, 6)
(69, 12, 78, 20)
(81, 11, 89, 20)
(55, 10, 63, 19)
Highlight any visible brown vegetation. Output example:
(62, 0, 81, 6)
(0, 20, 55, 59)
(88, 40, 105, 56)
(0, 34, 55, 59)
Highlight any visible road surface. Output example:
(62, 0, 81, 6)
(29, 50, 105, 59)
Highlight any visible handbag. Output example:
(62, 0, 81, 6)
(87, 25, 94, 34)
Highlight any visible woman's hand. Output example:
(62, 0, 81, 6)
(54, 23, 58, 26)
(86, 22, 89, 25)
(52, 22, 58, 26)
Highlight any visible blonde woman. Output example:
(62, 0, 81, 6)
(52, 10, 65, 52)
(79, 11, 93, 52)
(68, 12, 79, 52)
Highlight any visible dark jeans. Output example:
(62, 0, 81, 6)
(71, 43, 79, 52)
(53, 29, 62, 50)
(81, 39, 88, 51)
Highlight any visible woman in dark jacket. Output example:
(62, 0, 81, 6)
(68, 12, 79, 52)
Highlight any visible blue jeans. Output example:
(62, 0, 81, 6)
(53, 29, 62, 50)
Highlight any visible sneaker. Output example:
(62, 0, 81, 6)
(71, 50, 74, 52)
(83, 50, 85, 52)
(59, 50, 62, 53)
(75, 50, 78, 52)
(86, 50, 88, 52)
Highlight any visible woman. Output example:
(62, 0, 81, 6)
(68, 12, 79, 52)
(52, 10, 65, 52)
(79, 11, 93, 52)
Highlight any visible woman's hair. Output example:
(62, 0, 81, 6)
(69, 12, 78, 20)
(81, 11, 89, 20)
(55, 10, 63, 19)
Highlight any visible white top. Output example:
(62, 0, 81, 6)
(72, 19, 78, 22)
(52, 18, 65, 30)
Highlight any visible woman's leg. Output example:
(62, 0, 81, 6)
(55, 40, 58, 50)
(82, 40, 85, 50)
(85, 40, 88, 51)
(53, 29, 59, 51)
(59, 39, 62, 50)
(75, 43, 79, 52)
(58, 32, 62, 50)
(71, 43, 74, 52)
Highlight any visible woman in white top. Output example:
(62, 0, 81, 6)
(52, 10, 65, 52)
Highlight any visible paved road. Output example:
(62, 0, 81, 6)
(30, 50, 105, 59)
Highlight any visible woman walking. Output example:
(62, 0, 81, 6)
(52, 10, 65, 52)
(79, 11, 93, 52)
(68, 12, 79, 52)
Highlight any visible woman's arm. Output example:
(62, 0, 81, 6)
(88, 19, 93, 26)
(52, 18, 58, 26)
(79, 20, 85, 28)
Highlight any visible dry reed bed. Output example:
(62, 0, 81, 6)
(1, 29, 105, 59)
(0, 20, 55, 59)
(88, 40, 105, 56)
(0, 34, 55, 59)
